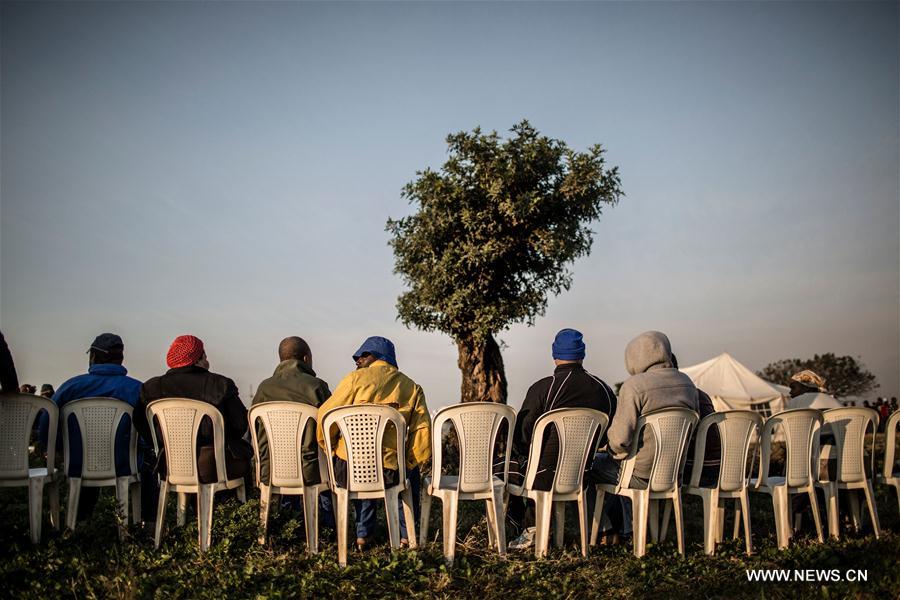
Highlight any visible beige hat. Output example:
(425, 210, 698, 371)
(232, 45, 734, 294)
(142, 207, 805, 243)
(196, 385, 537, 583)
(790, 370, 827, 392)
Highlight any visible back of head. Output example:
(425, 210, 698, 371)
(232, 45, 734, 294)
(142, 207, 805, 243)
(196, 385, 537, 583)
(552, 328, 585, 363)
(166, 335, 205, 368)
(624, 331, 673, 376)
(278, 336, 311, 362)
(89, 333, 124, 365)
(353, 336, 397, 368)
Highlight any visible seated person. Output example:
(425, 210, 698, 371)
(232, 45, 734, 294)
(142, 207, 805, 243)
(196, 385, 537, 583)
(507, 328, 617, 549)
(134, 335, 252, 486)
(316, 336, 431, 548)
(588, 331, 699, 540)
(37, 333, 155, 523)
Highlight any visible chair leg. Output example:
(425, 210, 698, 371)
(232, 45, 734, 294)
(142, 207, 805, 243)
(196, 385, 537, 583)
(335, 489, 349, 567)
(771, 489, 788, 549)
(733, 501, 741, 540)
(534, 492, 553, 559)
(302, 489, 320, 554)
(716, 502, 725, 544)
(66, 478, 82, 531)
(632, 491, 650, 558)
(807, 488, 824, 543)
(672, 493, 686, 556)
(589, 487, 606, 546)
(848, 491, 862, 532)
(491, 488, 507, 556)
(401, 486, 417, 549)
(553, 502, 565, 548)
(700, 491, 716, 555)
(485, 498, 496, 549)
(648, 499, 659, 544)
(48, 479, 60, 531)
(116, 477, 130, 540)
(419, 493, 432, 546)
(258, 484, 271, 545)
(823, 483, 839, 539)
(384, 490, 402, 551)
(198, 484, 215, 552)
(576, 492, 589, 557)
(28, 478, 45, 544)
(740, 492, 753, 555)
(237, 483, 247, 504)
(154, 481, 169, 549)
(862, 481, 881, 538)
(660, 499, 672, 542)
(176, 492, 187, 527)
(441, 493, 459, 563)
(130, 481, 142, 525)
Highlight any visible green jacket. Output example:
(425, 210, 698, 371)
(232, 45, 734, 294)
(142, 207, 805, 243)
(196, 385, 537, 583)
(252, 359, 331, 485)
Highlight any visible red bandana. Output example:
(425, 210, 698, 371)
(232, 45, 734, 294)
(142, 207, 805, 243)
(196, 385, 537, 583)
(166, 335, 205, 368)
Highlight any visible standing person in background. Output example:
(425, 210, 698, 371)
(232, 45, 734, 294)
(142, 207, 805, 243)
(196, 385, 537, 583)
(135, 335, 253, 490)
(507, 329, 617, 550)
(317, 336, 431, 549)
(0, 330, 19, 394)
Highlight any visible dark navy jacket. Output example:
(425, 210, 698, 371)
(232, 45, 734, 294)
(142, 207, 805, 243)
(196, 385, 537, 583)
(38, 364, 147, 476)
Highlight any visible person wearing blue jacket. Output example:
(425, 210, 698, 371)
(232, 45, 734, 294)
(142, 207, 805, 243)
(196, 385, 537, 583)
(38, 333, 156, 523)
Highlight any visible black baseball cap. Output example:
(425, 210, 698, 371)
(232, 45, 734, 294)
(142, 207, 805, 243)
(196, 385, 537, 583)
(87, 333, 124, 354)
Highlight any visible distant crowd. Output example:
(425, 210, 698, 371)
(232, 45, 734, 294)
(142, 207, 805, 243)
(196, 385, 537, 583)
(0, 327, 892, 550)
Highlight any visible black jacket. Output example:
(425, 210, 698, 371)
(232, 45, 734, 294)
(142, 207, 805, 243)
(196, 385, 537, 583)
(135, 366, 250, 459)
(0, 330, 18, 393)
(513, 363, 617, 487)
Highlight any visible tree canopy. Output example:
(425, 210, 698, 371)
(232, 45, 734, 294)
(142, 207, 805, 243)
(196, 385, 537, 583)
(757, 353, 879, 398)
(386, 120, 623, 344)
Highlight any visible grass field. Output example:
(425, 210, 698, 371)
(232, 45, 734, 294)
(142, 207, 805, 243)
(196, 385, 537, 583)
(2, 469, 898, 599)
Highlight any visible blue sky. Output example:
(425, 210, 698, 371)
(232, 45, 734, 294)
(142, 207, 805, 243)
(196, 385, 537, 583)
(2, 1, 897, 409)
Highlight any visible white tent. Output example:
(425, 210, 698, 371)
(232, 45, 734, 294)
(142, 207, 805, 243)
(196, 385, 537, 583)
(786, 392, 842, 411)
(680, 352, 786, 416)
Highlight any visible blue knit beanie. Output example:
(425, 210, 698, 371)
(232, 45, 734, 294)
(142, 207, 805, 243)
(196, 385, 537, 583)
(352, 336, 398, 368)
(552, 328, 586, 361)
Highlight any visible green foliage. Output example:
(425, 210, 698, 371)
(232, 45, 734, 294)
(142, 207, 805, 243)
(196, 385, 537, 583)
(386, 120, 623, 342)
(758, 353, 879, 398)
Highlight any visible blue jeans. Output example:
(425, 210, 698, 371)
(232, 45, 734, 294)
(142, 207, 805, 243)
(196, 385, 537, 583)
(319, 463, 421, 540)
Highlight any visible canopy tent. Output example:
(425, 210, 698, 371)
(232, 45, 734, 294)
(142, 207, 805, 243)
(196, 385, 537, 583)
(785, 392, 842, 411)
(680, 352, 786, 417)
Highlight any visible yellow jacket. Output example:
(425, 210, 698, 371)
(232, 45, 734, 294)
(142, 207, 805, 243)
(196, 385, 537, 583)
(316, 360, 431, 470)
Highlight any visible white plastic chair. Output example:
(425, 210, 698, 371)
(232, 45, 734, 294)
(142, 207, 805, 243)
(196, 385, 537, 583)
(681, 410, 762, 555)
(590, 407, 698, 558)
(749, 408, 824, 549)
(879, 410, 900, 513)
(419, 402, 515, 562)
(249, 401, 330, 551)
(508, 408, 608, 558)
(321, 404, 418, 567)
(146, 398, 247, 552)
(61, 397, 141, 539)
(815, 407, 880, 539)
(0, 393, 60, 543)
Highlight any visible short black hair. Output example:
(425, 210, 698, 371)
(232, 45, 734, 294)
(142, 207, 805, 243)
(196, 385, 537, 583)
(278, 336, 311, 362)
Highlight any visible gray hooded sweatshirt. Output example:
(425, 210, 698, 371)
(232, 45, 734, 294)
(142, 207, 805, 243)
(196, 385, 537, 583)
(607, 331, 699, 480)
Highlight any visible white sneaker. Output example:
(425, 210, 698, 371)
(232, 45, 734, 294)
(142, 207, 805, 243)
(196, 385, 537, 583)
(508, 527, 536, 550)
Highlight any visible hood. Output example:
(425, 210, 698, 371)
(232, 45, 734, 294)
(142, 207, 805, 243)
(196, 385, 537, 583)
(624, 331, 674, 375)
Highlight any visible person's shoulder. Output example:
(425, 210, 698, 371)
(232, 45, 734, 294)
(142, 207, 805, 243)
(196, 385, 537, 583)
(527, 375, 554, 393)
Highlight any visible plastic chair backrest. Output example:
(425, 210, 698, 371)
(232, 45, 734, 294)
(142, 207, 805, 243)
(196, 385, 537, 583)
(62, 397, 138, 480)
(146, 398, 228, 486)
(690, 410, 762, 492)
(0, 394, 57, 479)
(322, 404, 406, 493)
(249, 401, 319, 488)
(822, 407, 878, 484)
(431, 402, 516, 493)
(619, 408, 698, 493)
(759, 408, 822, 488)
(885, 410, 900, 480)
(524, 408, 608, 495)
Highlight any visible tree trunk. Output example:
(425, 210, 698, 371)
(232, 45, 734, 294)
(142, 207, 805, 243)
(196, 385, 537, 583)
(456, 334, 508, 403)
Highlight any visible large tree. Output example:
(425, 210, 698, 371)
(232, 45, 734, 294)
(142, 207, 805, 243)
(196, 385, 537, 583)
(757, 353, 879, 398)
(387, 121, 623, 403)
